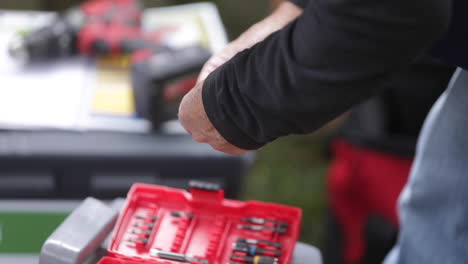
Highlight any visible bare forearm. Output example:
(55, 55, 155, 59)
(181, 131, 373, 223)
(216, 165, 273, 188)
(197, 1, 303, 83)
(231, 2, 303, 51)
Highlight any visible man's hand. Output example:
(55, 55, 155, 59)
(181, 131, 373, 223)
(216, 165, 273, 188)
(180, 2, 302, 154)
(178, 81, 248, 155)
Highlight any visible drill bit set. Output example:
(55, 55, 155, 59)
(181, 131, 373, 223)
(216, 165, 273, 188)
(127, 214, 158, 246)
(97, 183, 301, 264)
(229, 217, 290, 264)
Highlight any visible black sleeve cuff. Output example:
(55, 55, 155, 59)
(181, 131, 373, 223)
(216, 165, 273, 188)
(202, 65, 264, 150)
(288, 0, 309, 8)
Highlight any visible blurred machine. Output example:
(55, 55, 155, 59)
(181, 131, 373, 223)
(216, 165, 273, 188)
(8, 0, 212, 127)
(0, 1, 240, 201)
(10, 0, 162, 60)
(0, 131, 253, 199)
(0, 2, 248, 199)
(323, 55, 455, 264)
(131, 45, 211, 126)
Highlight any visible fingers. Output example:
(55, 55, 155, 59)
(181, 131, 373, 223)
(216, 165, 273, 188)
(178, 79, 248, 156)
(197, 134, 248, 155)
(192, 129, 248, 155)
(212, 144, 248, 155)
(178, 84, 203, 136)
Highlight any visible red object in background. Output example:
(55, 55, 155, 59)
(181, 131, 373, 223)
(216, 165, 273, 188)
(163, 77, 198, 102)
(98, 183, 302, 264)
(79, 0, 169, 56)
(78, 0, 143, 55)
(327, 139, 411, 264)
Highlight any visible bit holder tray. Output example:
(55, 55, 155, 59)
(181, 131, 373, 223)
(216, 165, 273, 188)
(99, 182, 302, 264)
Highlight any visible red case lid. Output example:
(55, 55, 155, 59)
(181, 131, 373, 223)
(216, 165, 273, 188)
(103, 183, 302, 264)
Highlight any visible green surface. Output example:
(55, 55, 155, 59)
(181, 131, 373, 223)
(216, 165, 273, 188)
(0, 212, 68, 253)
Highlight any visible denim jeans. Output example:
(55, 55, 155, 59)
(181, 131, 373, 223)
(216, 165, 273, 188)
(384, 68, 468, 263)
(293, 242, 323, 264)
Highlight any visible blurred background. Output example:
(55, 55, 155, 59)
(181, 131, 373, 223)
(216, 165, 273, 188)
(0, 1, 455, 264)
(0, 0, 329, 255)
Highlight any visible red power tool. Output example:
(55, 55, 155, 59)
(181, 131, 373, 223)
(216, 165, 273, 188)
(9, 0, 213, 128)
(8, 0, 162, 61)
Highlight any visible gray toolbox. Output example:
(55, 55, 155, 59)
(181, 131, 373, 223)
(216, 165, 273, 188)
(38, 196, 322, 264)
(39, 198, 121, 264)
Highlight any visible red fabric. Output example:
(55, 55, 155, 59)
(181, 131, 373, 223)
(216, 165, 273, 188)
(327, 139, 412, 264)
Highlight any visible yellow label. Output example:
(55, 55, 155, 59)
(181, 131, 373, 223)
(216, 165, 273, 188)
(91, 55, 135, 116)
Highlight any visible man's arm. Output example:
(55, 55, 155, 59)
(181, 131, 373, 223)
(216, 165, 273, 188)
(197, 1, 303, 82)
(179, 1, 303, 155)
(180, 0, 451, 152)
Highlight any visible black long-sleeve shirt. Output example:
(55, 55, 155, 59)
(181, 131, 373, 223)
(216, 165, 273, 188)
(431, 0, 468, 69)
(289, 0, 309, 8)
(202, 0, 452, 150)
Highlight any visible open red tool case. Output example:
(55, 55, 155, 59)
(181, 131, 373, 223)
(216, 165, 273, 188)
(99, 182, 302, 264)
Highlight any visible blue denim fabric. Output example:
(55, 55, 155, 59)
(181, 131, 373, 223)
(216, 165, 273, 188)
(293, 242, 323, 264)
(384, 68, 468, 263)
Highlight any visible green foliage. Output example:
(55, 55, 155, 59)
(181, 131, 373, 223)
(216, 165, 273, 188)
(242, 134, 329, 247)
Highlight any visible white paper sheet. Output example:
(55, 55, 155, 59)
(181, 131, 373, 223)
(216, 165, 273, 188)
(0, 3, 228, 133)
(0, 12, 90, 130)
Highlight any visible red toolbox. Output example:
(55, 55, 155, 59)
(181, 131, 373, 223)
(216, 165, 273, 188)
(99, 182, 302, 264)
